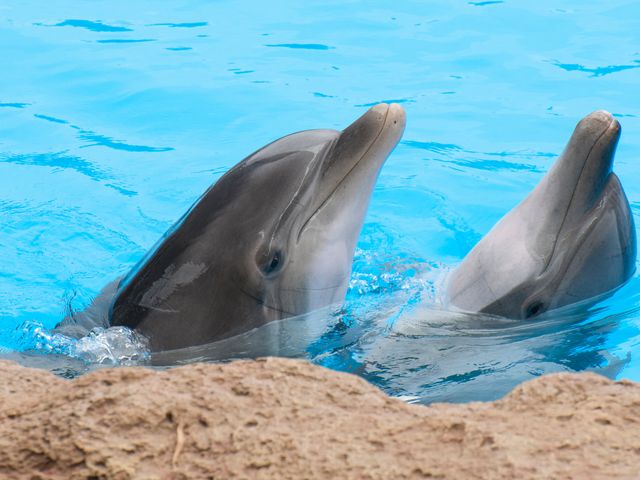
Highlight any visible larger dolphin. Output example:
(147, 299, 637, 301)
(447, 111, 636, 319)
(59, 104, 405, 351)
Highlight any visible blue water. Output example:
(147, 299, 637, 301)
(1, 1, 640, 402)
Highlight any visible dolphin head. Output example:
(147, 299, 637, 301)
(448, 111, 636, 319)
(110, 103, 405, 350)
(257, 103, 406, 315)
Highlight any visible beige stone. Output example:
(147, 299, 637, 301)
(0, 358, 639, 479)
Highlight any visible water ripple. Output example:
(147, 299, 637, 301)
(0, 152, 111, 182)
(403, 141, 462, 154)
(403, 140, 550, 172)
(0, 102, 30, 109)
(46, 19, 132, 32)
(34, 114, 68, 124)
(76, 129, 174, 152)
(552, 61, 640, 77)
(265, 43, 334, 50)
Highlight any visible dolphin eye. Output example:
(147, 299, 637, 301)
(525, 301, 545, 319)
(263, 250, 284, 275)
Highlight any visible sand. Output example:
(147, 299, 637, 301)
(1, 357, 639, 479)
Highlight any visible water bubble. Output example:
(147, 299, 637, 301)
(71, 327, 151, 366)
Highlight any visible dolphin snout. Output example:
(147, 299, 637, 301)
(577, 110, 620, 140)
(297, 103, 405, 240)
(368, 102, 407, 125)
(358, 102, 406, 150)
(576, 109, 620, 182)
(386, 103, 407, 139)
(584, 109, 615, 124)
(345, 102, 406, 143)
(553, 110, 621, 203)
(544, 109, 624, 239)
(368, 102, 390, 116)
(320, 103, 405, 179)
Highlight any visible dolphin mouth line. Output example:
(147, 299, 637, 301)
(232, 278, 298, 316)
(541, 115, 617, 273)
(296, 105, 392, 242)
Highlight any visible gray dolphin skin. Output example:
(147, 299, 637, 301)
(100, 103, 406, 351)
(447, 110, 636, 319)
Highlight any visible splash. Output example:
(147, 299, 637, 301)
(12, 321, 150, 367)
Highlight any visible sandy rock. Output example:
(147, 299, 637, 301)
(0, 358, 639, 480)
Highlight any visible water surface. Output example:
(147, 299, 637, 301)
(1, 0, 639, 403)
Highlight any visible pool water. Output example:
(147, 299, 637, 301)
(1, 0, 639, 403)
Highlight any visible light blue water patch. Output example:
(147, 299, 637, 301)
(0, 0, 639, 403)
(147, 22, 208, 29)
(355, 99, 416, 107)
(96, 39, 156, 44)
(265, 43, 334, 50)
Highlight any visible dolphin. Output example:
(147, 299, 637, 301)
(58, 103, 406, 351)
(447, 110, 636, 319)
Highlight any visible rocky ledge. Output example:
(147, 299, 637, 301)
(1, 358, 639, 479)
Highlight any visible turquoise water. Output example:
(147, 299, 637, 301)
(1, 1, 639, 402)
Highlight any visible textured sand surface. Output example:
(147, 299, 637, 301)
(1, 357, 639, 479)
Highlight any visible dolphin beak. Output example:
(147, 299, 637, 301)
(522, 110, 624, 272)
(529, 110, 621, 240)
(321, 103, 406, 184)
(554, 110, 621, 220)
(297, 103, 406, 239)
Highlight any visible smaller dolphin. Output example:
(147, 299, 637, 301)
(447, 111, 636, 319)
(58, 104, 406, 351)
